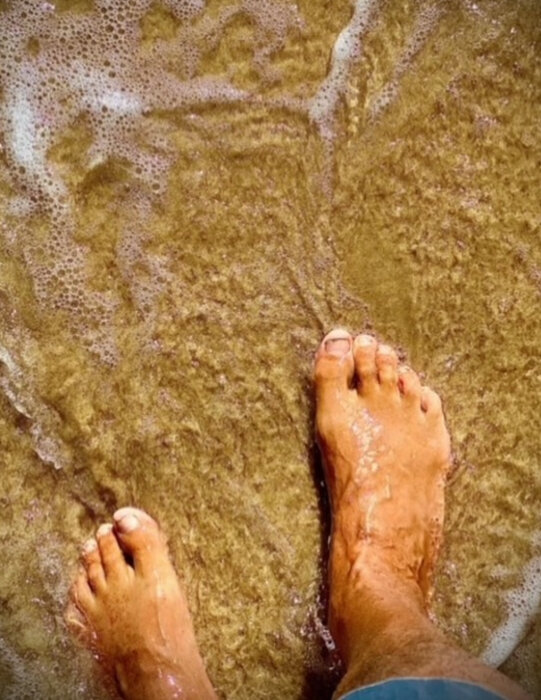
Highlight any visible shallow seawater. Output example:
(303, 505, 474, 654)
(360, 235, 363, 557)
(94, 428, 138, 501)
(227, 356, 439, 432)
(0, 0, 540, 698)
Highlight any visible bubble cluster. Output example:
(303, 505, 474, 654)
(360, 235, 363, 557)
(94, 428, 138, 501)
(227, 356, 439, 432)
(116, 199, 172, 324)
(369, 4, 440, 120)
(309, 0, 378, 141)
(0, 0, 435, 365)
(0, 0, 255, 210)
(0, 0, 259, 363)
(0, 637, 37, 699)
(482, 550, 541, 667)
(240, 0, 304, 81)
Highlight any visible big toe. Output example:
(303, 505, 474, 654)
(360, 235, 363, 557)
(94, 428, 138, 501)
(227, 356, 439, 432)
(113, 507, 172, 578)
(314, 328, 354, 395)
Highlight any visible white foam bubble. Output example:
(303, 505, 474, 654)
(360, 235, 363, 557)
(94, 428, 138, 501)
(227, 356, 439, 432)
(0, 0, 263, 362)
(369, 4, 440, 121)
(0, 0, 384, 360)
(309, 0, 378, 138)
(482, 547, 541, 667)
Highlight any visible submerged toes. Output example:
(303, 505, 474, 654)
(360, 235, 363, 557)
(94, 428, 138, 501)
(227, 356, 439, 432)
(398, 365, 422, 402)
(398, 367, 444, 417)
(353, 335, 401, 393)
(113, 507, 169, 576)
(82, 538, 106, 593)
(352, 334, 377, 391)
(66, 574, 94, 633)
(74, 569, 95, 609)
(80, 520, 132, 594)
(316, 330, 441, 415)
(96, 523, 127, 579)
(316, 331, 445, 419)
(421, 386, 442, 414)
(375, 344, 399, 387)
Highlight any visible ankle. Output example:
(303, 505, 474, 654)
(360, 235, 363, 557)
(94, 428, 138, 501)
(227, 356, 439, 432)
(330, 549, 431, 664)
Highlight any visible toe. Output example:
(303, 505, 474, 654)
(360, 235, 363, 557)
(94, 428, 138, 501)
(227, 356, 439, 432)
(353, 334, 378, 393)
(96, 523, 129, 580)
(314, 330, 355, 447)
(71, 568, 96, 613)
(375, 344, 399, 387)
(398, 365, 422, 404)
(421, 386, 443, 415)
(314, 329, 354, 393)
(81, 538, 106, 593)
(314, 329, 354, 418)
(113, 507, 171, 578)
(66, 571, 95, 643)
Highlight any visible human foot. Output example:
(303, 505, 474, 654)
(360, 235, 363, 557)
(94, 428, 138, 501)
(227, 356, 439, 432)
(66, 507, 216, 700)
(314, 330, 451, 659)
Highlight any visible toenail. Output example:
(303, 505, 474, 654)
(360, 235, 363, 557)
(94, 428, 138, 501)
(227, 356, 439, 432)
(116, 513, 140, 533)
(324, 337, 351, 355)
(356, 334, 375, 347)
(83, 538, 97, 553)
(96, 523, 113, 538)
(398, 365, 411, 374)
(378, 344, 393, 355)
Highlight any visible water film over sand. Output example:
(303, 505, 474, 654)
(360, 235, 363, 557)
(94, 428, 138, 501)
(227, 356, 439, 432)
(0, 0, 540, 697)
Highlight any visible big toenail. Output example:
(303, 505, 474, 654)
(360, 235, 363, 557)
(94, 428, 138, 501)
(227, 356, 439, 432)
(116, 514, 140, 533)
(83, 538, 97, 553)
(97, 523, 113, 538)
(398, 365, 411, 374)
(356, 334, 375, 346)
(324, 337, 351, 355)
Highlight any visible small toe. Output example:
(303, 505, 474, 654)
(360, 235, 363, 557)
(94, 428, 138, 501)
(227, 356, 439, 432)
(421, 386, 443, 415)
(81, 538, 106, 593)
(375, 344, 399, 387)
(398, 365, 422, 403)
(113, 507, 171, 578)
(66, 572, 95, 642)
(96, 523, 129, 580)
(72, 569, 95, 612)
(353, 334, 378, 393)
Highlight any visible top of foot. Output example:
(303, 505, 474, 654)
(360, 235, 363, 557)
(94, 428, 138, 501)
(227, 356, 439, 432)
(314, 330, 451, 604)
(66, 507, 216, 700)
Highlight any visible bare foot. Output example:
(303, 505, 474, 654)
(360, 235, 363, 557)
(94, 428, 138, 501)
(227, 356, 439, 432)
(66, 507, 216, 700)
(314, 330, 451, 662)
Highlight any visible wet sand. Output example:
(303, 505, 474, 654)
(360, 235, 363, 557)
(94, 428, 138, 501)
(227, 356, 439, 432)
(0, 0, 540, 697)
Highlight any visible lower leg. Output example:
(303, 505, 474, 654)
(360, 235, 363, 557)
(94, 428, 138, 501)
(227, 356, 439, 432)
(332, 551, 528, 699)
(314, 329, 530, 700)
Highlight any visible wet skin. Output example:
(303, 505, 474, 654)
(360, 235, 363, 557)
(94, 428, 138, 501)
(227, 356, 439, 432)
(315, 330, 529, 700)
(314, 330, 451, 663)
(66, 508, 216, 700)
(67, 331, 531, 700)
